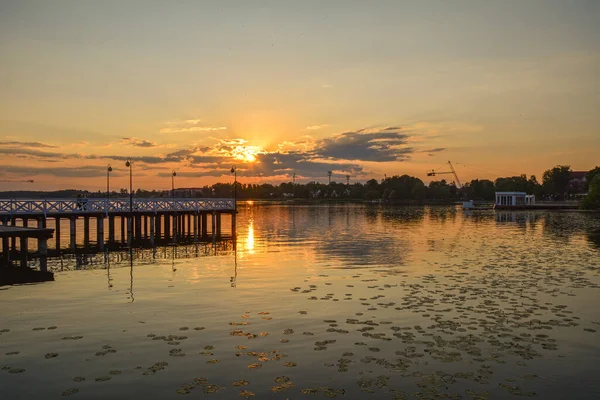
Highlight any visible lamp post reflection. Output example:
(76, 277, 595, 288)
(128, 248, 134, 303)
(230, 238, 237, 288)
(230, 166, 237, 212)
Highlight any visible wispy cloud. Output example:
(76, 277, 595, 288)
(0, 141, 58, 148)
(160, 118, 226, 133)
(305, 124, 330, 131)
(121, 137, 157, 148)
(160, 126, 227, 133)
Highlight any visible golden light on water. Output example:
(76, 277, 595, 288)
(245, 220, 255, 254)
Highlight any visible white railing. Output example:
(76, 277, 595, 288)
(0, 198, 235, 216)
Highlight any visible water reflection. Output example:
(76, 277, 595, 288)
(2, 204, 600, 399)
(128, 247, 134, 303)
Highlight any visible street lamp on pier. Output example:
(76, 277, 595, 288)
(230, 166, 237, 211)
(171, 170, 177, 199)
(125, 158, 133, 213)
(107, 165, 112, 200)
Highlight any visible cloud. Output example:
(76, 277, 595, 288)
(0, 123, 443, 182)
(160, 126, 227, 133)
(305, 124, 329, 131)
(160, 119, 226, 133)
(0, 165, 110, 178)
(421, 147, 446, 153)
(121, 137, 157, 148)
(0, 141, 58, 148)
(313, 129, 413, 162)
(0, 148, 71, 159)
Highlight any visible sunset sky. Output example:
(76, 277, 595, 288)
(1, 0, 599, 191)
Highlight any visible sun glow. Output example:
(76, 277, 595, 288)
(233, 145, 263, 163)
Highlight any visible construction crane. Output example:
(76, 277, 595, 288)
(427, 161, 462, 188)
(0, 179, 34, 183)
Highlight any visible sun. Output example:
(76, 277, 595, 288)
(233, 145, 262, 163)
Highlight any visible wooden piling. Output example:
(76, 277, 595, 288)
(97, 216, 104, 251)
(84, 216, 90, 249)
(108, 216, 115, 243)
(55, 218, 61, 250)
(70, 217, 77, 252)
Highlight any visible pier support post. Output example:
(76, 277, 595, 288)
(70, 217, 77, 252)
(20, 236, 28, 267)
(164, 214, 170, 241)
(193, 213, 198, 242)
(127, 215, 132, 246)
(135, 215, 142, 240)
(150, 215, 155, 246)
(187, 214, 191, 238)
(216, 213, 222, 237)
(55, 218, 61, 250)
(97, 216, 104, 251)
(173, 213, 178, 242)
(108, 216, 115, 243)
(38, 238, 48, 272)
(143, 216, 148, 238)
(84, 216, 90, 250)
(156, 214, 162, 240)
(201, 213, 207, 237)
(120, 216, 125, 243)
(211, 211, 216, 238)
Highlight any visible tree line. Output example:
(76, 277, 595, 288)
(1, 165, 598, 208)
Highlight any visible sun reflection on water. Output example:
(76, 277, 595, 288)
(245, 220, 255, 254)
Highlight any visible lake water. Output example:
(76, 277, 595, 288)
(1, 204, 600, 399)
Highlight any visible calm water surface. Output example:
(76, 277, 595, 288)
(1, 204, 600, 399)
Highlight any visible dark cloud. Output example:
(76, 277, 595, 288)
(382, 126, 402, 131)
(421, 148, 446, 153)
(121, 137, 157, 148)
(0, 141, 58, 148)
(313, 130, 412, 162)
(166, 147, 212, 158)
(0, 148, 72, 159)
(0, 165, 110, 178)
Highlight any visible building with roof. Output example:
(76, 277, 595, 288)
(568, 171, 589, 195)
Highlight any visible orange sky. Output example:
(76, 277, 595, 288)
(0, 1, 598, 191)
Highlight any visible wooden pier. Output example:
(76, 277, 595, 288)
(0, 197, 236, 260)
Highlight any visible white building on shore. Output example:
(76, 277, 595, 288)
(495, 192, 536, 207)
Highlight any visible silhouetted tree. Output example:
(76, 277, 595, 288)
(581, 174, 600, 210)
(542, 165, 572, 200)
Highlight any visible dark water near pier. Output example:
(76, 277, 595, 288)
(1, 203, 600, 399)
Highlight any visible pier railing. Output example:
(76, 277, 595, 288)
(0, 198, 235, 217)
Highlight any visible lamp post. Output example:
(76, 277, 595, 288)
(230, 166, 237, 211)
(125, 158, 132, 213)
(107, 165, 112, 199)
(171, 170, 177, 199)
